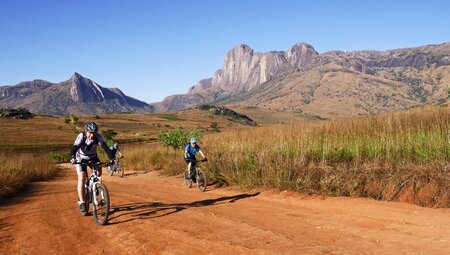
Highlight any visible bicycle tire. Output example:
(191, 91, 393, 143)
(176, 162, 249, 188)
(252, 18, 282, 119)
(93, 183, 110, 225)
(196, 168, 207, 192)
(184, 171, 192, 188)
(119, 164, 124, 178)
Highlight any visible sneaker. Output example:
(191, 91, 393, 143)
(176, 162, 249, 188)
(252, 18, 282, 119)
(99, 199, 106, 206)
(78, 202, 86, 213)
(187, 171, 192, 179)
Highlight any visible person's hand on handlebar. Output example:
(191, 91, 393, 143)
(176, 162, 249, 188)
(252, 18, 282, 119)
(70, 157, 77, 164)
(203, 157, 208, 162)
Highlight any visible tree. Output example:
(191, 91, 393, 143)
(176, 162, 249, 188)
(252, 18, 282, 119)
(101, 129, 118, 146)
(157, 128, 203, 151)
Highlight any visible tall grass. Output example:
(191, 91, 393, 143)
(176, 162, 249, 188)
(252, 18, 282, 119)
(201, 106, 450, 207)
(0, 152, 58, 200)
(119, 106, 450, 207)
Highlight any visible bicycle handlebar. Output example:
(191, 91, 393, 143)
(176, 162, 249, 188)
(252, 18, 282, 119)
(184, 158, 208, 163)
(71, 161, 112, 166)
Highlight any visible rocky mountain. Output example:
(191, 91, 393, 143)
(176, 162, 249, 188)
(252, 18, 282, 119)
(153, 42, 450, 118)
(0, 72, 153, 115)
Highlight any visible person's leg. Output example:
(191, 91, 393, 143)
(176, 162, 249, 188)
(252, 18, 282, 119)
(187, 162, 192, 177)
(77, 170, 87, 202)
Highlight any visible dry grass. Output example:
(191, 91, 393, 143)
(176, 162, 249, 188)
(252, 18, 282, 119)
(125, 105, 450, 207)
(0, 152, 59, 200)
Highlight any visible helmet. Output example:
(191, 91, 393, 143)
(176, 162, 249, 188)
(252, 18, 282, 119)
(190, 138, 198, 143)
(113, 142, 119, 148)
(84, 121, 98, 133)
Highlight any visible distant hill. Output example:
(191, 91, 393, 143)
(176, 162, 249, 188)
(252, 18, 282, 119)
(152, 42, 450, 118)
(0, 72, 153, 115)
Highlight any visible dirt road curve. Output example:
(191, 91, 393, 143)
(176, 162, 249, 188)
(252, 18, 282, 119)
(1, 164, 450, 255)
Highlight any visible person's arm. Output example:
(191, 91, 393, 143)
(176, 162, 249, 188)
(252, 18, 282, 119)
(70, 145, 80, 159)
(97, 135, 114, 160)
(101, 143, 114, 160)
(117, 149, 123, 159)
(198, 150, 206, 160)
(70, 133, 83, 161)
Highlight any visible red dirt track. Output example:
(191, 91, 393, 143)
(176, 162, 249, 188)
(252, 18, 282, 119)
(1, 164, 450, 254)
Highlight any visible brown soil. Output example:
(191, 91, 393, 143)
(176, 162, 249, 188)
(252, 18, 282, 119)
(1, 164, 450, 254)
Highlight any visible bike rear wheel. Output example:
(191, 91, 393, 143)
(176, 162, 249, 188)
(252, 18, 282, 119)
(196, 169, 207, 192)
(93, 183, 110, 225)
(184, 170, 192, 188)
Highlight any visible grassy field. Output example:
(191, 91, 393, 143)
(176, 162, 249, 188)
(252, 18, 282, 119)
(2, 105, 449, 207)
(0, 108, 249, 200)
(124, 105, 450, 207)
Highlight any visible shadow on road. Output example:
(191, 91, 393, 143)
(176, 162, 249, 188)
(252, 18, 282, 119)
(107, 192, 260, 225)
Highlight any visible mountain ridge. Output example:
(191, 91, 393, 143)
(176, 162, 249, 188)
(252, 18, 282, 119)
(152, 42, 450, 118)
(0, 73, 153, 116)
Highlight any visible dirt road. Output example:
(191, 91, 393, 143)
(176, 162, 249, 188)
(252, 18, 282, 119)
(1, 164, 450, 255)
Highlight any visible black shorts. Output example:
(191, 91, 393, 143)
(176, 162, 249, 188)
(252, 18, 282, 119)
(76, 156, 101, 173)
(186, 158, 196, 168)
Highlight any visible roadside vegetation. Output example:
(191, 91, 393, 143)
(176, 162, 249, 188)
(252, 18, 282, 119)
(0, 151, 59, 199)
(1, 105, 449, 207)
(125, 105, 450, 207)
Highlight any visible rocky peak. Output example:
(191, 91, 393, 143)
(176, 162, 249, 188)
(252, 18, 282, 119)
(69, 72, 105, 103)
(285, 43, 318, 68)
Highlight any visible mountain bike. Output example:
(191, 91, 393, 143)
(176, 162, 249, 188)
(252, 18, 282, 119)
(106, 156, 125, 177)
(184, 158, 208, 192)
(74, 161, 111, 225)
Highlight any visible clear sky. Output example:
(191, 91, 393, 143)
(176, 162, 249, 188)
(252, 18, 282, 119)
(1, 0, 449, 103)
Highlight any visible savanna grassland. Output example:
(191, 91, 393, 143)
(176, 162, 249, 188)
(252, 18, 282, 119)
(0, 109, 245, 199)
(125, 105, 450, 208)
(1, 105, 449, 208)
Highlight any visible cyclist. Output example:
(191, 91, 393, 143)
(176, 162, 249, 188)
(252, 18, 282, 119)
(69, 121, 115, 213)
(109, 141, 123, 159)
(107, 141, 123, 173)
(184, 137, 207, 179)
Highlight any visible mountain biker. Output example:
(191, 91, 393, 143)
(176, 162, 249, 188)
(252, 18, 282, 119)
(107, 142, 123, 172)
(184, 137, 207, 179)
(69, 121, 115, 213)
(109, 141, 123, 159)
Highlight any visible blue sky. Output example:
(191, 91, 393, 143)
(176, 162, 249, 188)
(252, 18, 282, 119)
(0, 0, 449, 103)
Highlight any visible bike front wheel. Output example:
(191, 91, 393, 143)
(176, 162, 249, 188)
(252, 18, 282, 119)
(93, 183, 110, 225)
(196, 169, 207, 192)
(118, 164, 124, 178)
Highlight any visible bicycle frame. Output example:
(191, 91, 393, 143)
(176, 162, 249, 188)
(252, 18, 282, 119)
(75, 161, 108, 205)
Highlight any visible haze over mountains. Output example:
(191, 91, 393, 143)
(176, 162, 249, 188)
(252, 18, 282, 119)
(153, 42, 450, 118)
(0, 72, 153, 115)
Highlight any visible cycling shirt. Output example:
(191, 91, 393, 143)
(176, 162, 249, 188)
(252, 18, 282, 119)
(185, 144, 201, 159)
(73, 132, 105, 160)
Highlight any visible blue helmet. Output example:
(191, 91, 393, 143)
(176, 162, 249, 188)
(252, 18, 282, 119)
(190, 138, 198, 143)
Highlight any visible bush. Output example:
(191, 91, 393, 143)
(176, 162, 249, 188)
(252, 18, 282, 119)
(101, 129, 118, 146)
(157, 128, 203, 151)
(210, 122, 220, 132)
